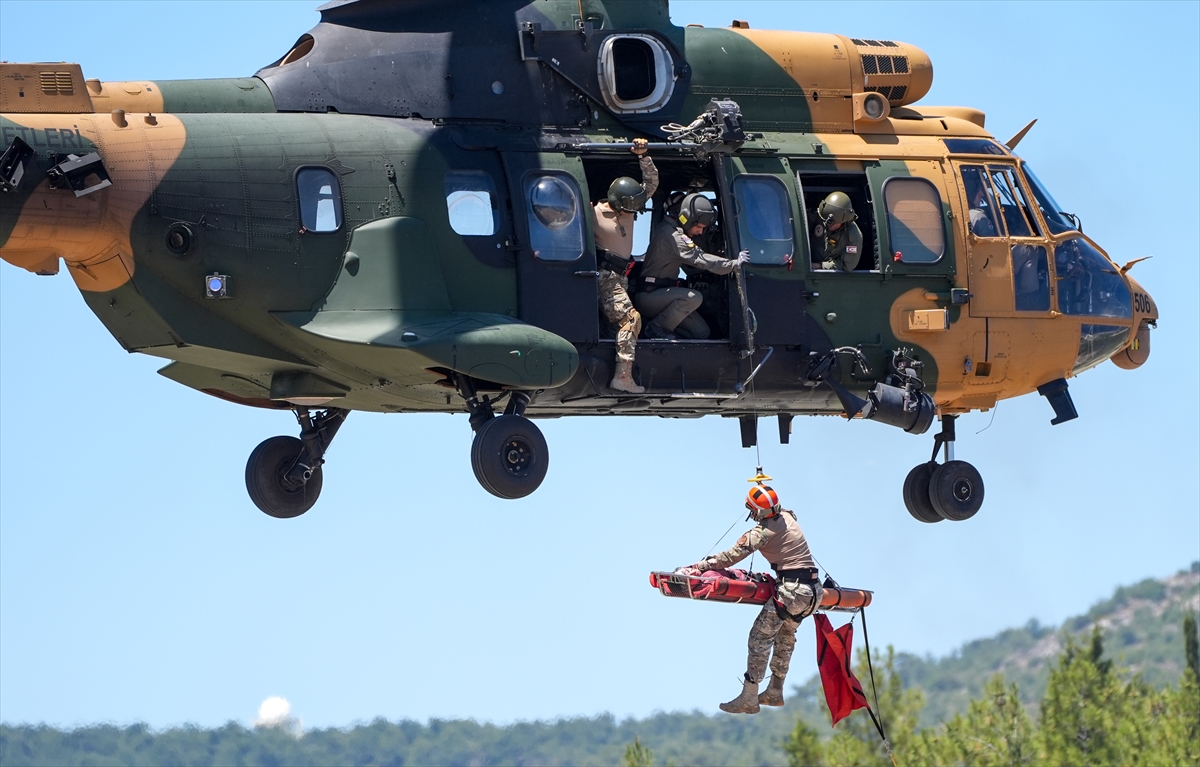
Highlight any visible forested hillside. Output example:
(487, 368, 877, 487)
(2, 564, 1196, 767)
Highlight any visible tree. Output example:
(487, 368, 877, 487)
(909, 675, 1034, 767)
(821, 645, 924, 767)
(623, 736, 654, 767)
(783, 717, 823, 767)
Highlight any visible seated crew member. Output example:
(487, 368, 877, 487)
(592, 138, 658, 393)
(636, 193, 746, 340)
(811, 191, 863, 271)
(964, 172, 999, 237)
(677, 484, 823, 714)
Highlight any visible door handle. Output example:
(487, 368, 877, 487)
(574, 270, 600, 277)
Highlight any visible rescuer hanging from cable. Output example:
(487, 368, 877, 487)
(676, 483, 824, 714)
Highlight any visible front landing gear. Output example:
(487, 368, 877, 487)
(246, 407, 347, 518)
(456, 374, 548, 499)
(902, 415, 985, 523)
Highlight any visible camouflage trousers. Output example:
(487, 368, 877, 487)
(746, 581, 822, 684)
(598, 269, 641, 363)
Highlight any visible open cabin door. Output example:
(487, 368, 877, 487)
(501, 152, 598, 344)
(719, 155, 810, 348)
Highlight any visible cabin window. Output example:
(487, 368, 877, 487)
(296, 167, 342, 233)
(1055, 237, 1131, 318)
(1021, 163, 1078, 236)
(444, 171, 497, 236)
(525, 173, 584, 261)
(883, 178, 944, 263)
(598, 34, 676, 113)
(732, 175, 794, 265)
(797, 172, 877, 271)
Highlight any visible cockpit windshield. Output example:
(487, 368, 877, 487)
(1020, 163, 1077, 235)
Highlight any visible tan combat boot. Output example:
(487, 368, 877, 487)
(609, 361, 645, 394)
(758, 675, 786, 707)
(719, 679, 761, 714)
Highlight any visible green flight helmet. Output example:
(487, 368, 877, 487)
(818, 191, 857, 227)
(677, 193, 716, 228)
(607, 176, 648, 213)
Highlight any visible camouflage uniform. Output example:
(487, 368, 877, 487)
(813, 221, 864, 272)
(693, 509, 822, 685)
(593, 155, 658, 362)
(598, 269, 641, 363)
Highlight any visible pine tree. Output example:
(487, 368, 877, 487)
(822, 645, 924, 767)
(784, 716, 823, 767)
(911, 675, 1034, 767)
(1036, 627, 1125, 766)
(622, 736, 654, 767)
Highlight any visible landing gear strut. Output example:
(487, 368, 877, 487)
(246, 407, 348, 518)
(902, 414, 985, 523)
(456, 374, 548, 500)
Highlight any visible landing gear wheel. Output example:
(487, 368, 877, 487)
(470, 415, 548, 499)
(246, 435, 323, 518)
(902, 462, 943, 523)
(929, 460, 984, 521)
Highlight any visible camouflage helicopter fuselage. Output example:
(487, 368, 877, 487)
(0, 0, 1158, 512)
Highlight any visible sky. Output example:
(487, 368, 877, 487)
(1, 0, 1197, 731)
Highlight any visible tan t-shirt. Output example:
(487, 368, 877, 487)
(700, 509, 815, 572)
(590, 155, 659, 258)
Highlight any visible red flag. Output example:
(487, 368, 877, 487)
(815, 613, 869, 726)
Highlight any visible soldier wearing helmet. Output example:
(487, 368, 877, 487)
(636, 192, 748, 339)
(591, 138, 659, 393)
(812, 191, 864, 272)
(678, 484, 823, 714)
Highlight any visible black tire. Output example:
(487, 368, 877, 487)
(930, 460, 985, 521)
(245, 436, 323, 518)
(470, 415, 548, 499)
(903, 462, 943, 523)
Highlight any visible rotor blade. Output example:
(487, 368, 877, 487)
(1005, 118, 1037, 150)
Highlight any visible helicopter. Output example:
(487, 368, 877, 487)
(0, 0, 1158, 523)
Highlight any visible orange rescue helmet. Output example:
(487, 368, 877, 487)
(745, 485, 780, 521)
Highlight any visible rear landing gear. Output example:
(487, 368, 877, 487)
(245, 407, 347, 518)
(456, 374, 548, 499)
(902, 414, 985, 523)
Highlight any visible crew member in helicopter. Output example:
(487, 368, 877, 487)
(811, 191, 863, 271)
(636, 193, 747, 339)
(677, 484, 823, 714)
(592, 138, 658, 393)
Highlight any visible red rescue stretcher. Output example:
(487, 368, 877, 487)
(649, 569, 872, 612)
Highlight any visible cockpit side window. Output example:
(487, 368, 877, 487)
(444, 170, 498, 236)
(1021, 163, 1078, 235)
(959, 165, 1002, 237)
(732, 175, 794, 265)
(987, 166, 1039, 238)
(524, 172, 584, 261)
(296, 167, 342, 233)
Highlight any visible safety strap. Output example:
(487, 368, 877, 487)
(860, 606, 898, 767)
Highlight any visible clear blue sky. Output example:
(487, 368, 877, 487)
(1, 0, 1197, 730)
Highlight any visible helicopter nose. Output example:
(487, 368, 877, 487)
(1112, 275, 1156, 370)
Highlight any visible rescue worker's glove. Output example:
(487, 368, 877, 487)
(735, 250, 751, 266)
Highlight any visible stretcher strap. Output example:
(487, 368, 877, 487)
(860, 606, 897, 767)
